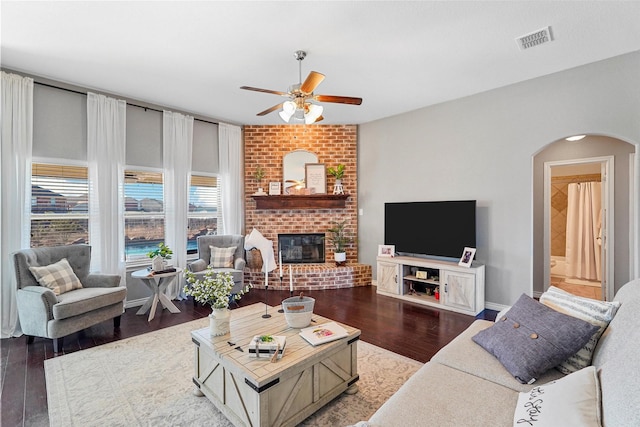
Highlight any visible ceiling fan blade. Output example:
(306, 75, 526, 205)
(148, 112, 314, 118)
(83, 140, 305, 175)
(300, 71, 325, 94)
(314, 115, 324, 123)
(257, 103, 283, 116)
(240, 86, 289, 96)
(314, 95, 363, 105)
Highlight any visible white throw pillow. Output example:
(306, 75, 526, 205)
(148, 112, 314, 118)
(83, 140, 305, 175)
(29, 258, 83, 295)
(540, 286, 620, 374)
(513, 366, 601, 427)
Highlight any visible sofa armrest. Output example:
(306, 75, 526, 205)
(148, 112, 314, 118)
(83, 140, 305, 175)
(188, 259, 207, 273)
(83, 274, 121, 288)
(16, 286, 57, 337)
(234, 258, 246, 271)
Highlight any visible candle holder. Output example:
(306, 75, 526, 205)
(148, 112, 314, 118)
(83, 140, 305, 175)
(278, 276, 285, 313)
(262, 275, 271, 319)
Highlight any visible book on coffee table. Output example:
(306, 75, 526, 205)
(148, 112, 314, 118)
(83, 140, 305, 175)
(299, 322, 349, 346)
(248, 335, 286, 359)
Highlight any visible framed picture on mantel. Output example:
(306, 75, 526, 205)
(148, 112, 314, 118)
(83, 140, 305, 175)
(305, 163, 326, 194)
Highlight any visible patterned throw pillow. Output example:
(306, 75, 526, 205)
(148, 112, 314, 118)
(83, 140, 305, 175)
(540, 286, 620, 374)
(29, 258, 83, 295)
(472, 294, 599, 384)
(209, 246, 236, 268)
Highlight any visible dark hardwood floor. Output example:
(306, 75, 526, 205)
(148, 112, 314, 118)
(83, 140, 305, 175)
(1, 285, 496, 427)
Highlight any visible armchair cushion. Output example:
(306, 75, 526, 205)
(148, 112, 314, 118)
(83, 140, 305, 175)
(210, 246, 237, 268)
(28, 258, 83, 295)
(53, 286, 127, 320)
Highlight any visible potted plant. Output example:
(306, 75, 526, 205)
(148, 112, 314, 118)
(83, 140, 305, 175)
(254, 165, 266, 194)
(147, 242, 173, 271)
(327, 164, 345, 194)
(184, 269, 251, 336)
(326, 220, 352, 265)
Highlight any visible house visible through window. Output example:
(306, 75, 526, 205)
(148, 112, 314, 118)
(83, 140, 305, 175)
(124, 169, 164, 262)
(188, 174, 220, 254)
(31, 163, 89, 248)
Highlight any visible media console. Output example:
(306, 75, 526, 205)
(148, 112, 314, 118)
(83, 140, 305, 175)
(376, 255, 485, 316)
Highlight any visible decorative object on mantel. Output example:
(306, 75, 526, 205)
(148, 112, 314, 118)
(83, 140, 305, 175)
(147, 242, 173, 272)
(327, 164, 345, 195)
(183, 269, 250, 336)
(305, 163, 327, 194)
(327, 220, 353, 266)
(254, 165, 266, 195)
(268, 181, 281, 195)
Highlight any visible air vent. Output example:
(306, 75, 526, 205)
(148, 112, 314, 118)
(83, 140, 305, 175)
(516, 26, 553, 50)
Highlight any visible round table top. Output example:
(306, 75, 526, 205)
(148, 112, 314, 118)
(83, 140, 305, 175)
(132, 267, 182, 279)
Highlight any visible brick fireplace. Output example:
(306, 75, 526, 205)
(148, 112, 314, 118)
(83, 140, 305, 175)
(243, 124, 371, 291)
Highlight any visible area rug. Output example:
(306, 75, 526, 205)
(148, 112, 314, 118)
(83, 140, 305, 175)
(45, 305, 422, 426)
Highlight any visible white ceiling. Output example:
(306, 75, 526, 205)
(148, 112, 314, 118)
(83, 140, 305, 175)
(2, 1, 640, 126)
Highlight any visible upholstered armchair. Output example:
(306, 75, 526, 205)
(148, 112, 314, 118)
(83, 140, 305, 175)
(13, 244, 127, 353)
(187, 235, 246, 298)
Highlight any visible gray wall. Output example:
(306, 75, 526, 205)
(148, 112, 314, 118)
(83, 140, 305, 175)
(358, 51, 640, 307)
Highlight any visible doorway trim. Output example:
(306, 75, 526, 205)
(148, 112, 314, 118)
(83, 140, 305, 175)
(543, 155, 615, 301)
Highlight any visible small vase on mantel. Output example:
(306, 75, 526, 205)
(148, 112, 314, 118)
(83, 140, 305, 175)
(209, 308, 231, 336)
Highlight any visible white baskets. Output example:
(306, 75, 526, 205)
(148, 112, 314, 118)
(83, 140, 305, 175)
(282, 296, 315, 328)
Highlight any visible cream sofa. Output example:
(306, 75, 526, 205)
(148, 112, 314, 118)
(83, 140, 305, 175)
(368, 278, 640, 426)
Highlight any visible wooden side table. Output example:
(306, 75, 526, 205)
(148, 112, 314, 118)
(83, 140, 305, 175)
(132, 268, 183, 321)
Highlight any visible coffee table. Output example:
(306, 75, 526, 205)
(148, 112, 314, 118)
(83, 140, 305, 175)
(191, 304, 360, 427)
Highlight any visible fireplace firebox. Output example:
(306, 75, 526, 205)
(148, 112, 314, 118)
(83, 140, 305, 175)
(278, 233, 325, 264)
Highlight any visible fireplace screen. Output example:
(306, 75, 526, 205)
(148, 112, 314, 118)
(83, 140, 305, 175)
(278, 233, 325, 264)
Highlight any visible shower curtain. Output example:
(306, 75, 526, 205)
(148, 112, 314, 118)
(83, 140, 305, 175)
(565, 182, 602, 281)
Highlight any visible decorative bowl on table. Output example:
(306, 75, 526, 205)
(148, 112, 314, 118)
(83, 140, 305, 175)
(281, 295, 315, 328)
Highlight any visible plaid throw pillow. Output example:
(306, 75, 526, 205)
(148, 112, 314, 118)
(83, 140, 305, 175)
(29, 258, 83, 295)
(209, 246, 236, 268)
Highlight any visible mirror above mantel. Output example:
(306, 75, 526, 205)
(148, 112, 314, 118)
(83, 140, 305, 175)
(283, 150, 317, 194)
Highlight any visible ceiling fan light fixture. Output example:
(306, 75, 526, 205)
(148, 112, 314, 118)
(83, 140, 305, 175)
(279, 101, 296, 122)
(305, 104, 323, 124)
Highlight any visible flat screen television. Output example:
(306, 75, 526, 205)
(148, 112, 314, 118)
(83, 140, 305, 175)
(384, 200, 476, 259)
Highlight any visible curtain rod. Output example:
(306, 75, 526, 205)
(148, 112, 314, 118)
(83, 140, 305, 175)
(34, 81, 219, 125)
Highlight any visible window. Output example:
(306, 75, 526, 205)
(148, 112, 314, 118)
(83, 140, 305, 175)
(188, 174, 221, 254)
(124, 169, 164, 262)
(31, 163, 89, 248)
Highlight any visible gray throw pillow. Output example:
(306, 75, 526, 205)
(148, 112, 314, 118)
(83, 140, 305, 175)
(472, 294, 599, 384)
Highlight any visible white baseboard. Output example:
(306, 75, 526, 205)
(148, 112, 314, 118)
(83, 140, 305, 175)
(125, 298, 146, 309)
(484, 302, 509, 312)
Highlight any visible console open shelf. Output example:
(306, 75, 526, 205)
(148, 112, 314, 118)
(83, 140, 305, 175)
(252, 194, 349, 210)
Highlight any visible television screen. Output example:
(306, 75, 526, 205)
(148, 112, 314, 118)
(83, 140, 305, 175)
(384, 200, 476, 259)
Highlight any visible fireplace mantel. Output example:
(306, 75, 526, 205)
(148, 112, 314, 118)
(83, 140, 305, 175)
(252, 194, 350, 210)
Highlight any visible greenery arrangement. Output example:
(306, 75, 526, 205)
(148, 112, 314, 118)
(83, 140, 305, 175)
(183, 269, 251, 309)
(326, 220, 352, 253)
(327, 164, 345, 180)
(254, 165, 266, 183)
(147, 242, 173, 259)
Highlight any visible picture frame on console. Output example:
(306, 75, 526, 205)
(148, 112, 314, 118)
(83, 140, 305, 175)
(458, 247, 476, 267)
(378, 244, 395, 257)
(305, 163, 327, 194)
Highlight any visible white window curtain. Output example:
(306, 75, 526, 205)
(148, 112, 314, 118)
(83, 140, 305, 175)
(163, 111, 193, 299)
(218, 123, 243, 234)
(87, 93, 126, 280)
(1, 72, 33, 338)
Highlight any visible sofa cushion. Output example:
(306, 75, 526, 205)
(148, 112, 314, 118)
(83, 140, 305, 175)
(513, 366, 601, 427)
(432, 320, 565, 392)
(209, 246, 236, 268)
(472, 294, 599, 384)
(53, 286, 127, 320)
(540, 286, 620, 374)
(29, 258, 83, 295)
(368, 361, 518, 427)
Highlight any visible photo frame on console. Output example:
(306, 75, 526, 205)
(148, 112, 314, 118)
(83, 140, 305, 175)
(378, 244, 395, 257)
(305, 163, 327, 194)
(458, 247, 476, 267)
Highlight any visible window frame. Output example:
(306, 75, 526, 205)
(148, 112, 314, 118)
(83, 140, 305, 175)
(187, 172, 222, 260)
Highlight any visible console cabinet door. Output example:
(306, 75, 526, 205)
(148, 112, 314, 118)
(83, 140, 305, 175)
(441, 270, 476, 313)
(377, 261, 400, 295)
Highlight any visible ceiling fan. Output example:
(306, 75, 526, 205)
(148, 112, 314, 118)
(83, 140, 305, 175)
(240, 50, 362, 124)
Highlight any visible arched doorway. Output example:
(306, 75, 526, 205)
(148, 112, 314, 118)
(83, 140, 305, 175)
(532, 135, 636, 300)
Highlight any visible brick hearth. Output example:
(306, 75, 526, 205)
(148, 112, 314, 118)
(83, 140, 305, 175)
(245, 263, 372, 291)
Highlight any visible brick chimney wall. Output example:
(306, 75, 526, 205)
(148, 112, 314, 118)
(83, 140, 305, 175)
(244, 125, 358, 262)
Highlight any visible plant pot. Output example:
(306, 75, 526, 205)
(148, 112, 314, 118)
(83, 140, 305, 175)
(333, 179, 344, 195)
(209, 308, 230, 336)
(334, 252, 346, 263)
